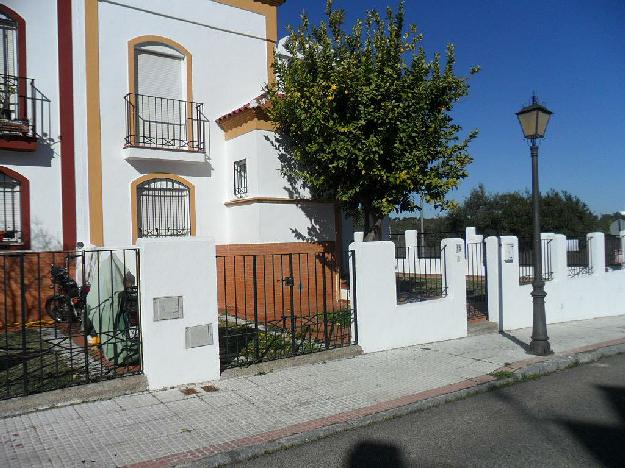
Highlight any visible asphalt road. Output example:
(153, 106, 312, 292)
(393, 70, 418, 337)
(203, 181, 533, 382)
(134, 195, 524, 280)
(232, 353, 625, 468)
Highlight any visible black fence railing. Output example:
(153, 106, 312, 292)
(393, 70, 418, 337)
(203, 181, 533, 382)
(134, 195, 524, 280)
(605, 234, 623, 270)
(518, 238, 554, 285)
(390, 232, 406, 259)
(396, 246, 447, 304)
(466, 241, 488, 320)
(418, 232, 464, 259)
(567, 237, 592, 277)
(0, 75, 50, 141)
(124, 93, 209, 152)
(0, 249, 142, 401)
(216, 251, 353, 370)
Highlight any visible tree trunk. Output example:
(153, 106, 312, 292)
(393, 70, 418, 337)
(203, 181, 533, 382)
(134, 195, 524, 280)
(363, 206, 383, 241)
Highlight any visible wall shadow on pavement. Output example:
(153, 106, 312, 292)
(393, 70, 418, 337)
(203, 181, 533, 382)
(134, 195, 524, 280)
(345, 441, 407, 468)
(555, 385, 625, 468)
(498, 331, 531, 353)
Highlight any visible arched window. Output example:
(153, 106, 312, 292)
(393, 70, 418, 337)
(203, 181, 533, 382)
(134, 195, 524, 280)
(0, 166, 29, 248)
(136, 177, 192, 239)
(126, 36, 195, 150)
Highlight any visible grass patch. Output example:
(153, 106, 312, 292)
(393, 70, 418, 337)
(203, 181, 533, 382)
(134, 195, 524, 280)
(1, 328, 75, 399)
(489, 370, 515, 380)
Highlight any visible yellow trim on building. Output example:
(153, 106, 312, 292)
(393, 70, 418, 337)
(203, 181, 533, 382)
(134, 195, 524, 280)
(85, 0, 104, 246)
(130, 173, 197, 244)
(218, 106, 275, 140)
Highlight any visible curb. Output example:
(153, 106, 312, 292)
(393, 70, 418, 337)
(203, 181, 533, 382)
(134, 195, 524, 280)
(170, 339, 625, 468)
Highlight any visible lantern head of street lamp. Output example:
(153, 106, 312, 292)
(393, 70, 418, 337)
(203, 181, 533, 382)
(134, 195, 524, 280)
(516, 94, 553, 142)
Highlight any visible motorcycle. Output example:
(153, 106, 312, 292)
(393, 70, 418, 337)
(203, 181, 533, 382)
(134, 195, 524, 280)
(45, 254, 90, 324)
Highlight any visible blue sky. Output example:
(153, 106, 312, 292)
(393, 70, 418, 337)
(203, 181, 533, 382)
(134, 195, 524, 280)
(277, 0, 625, 215)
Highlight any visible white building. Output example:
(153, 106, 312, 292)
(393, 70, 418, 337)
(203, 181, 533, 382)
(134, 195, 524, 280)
(0, 0, 349, 262)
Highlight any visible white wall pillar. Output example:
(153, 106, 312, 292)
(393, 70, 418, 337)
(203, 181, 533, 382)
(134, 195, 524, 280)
(548, 234, 568, 280)
(404, 229, 418, 274)
(620, 231, 625, 266)
(353, 231, 364, 243)
(588, 232, 606, 274)
(138, 237, 220, 389)
(485, 236, 501, 326)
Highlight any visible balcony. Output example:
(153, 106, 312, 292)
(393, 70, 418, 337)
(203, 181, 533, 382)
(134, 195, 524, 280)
(0, 75, 50, 152)
(124, 93, 209, 161)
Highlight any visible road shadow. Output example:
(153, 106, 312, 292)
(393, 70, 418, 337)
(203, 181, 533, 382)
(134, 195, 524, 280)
(344, 441, 406, 468)
(498, 331, 531, 353)
(555, 385, 625, 468)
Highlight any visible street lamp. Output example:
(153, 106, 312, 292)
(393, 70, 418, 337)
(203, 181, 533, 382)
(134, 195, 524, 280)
(516, 94, 553, 356)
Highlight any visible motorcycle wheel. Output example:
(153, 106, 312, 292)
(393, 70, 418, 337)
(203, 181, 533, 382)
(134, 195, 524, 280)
(45, 297, 68, 323)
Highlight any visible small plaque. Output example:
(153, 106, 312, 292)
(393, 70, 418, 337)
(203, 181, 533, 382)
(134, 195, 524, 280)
(186, 324, 213, 349)
(153, 296, 183, 321)
(504, 244, 515, 263)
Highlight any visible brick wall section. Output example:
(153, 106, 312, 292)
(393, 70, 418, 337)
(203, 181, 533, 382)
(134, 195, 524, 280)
(0, 252, 73, 328)
(215, 242, 344, 334)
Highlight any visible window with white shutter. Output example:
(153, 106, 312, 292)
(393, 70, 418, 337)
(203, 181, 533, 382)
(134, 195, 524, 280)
(134, 44, 185, 148)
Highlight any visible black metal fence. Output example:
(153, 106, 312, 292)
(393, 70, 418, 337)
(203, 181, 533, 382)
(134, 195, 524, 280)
(0, 249, 142, 401)
(418, 232, 464, 259)
(0, 74, 51, 141)
(124, 93, 209, 152)
(466, 241, 488, 320)
(605, 234, 623, 270)
(216, 251, 354, 370)
(567, 237, 592, 277)
(396, 246, 447, 305)
(518, 238, 554, 285)
(390, 232, 406, 259)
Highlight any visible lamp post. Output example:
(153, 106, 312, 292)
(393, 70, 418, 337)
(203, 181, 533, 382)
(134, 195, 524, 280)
(516, 94, 553, 356)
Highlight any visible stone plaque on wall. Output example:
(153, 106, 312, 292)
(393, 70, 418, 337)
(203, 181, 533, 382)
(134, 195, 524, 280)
(153, 296, 184, 321)
(185, 324, 214, 349)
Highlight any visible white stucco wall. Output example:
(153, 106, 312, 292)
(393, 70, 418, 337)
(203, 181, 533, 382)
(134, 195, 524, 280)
(1, 1, 64, 249)
(488, 233, 625, 331)
(227, 202, 336, 244)
(138, 237, 220, 389)
(349, 239, 467, 354)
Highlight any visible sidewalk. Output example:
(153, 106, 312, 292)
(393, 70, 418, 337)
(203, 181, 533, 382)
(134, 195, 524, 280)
(2, 315, 625, 468)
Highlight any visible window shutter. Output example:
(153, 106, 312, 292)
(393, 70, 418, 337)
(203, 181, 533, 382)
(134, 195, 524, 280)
(136, 51, 182, 99)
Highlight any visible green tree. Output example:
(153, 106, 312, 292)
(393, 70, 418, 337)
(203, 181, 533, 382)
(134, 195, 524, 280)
(447, 185, 600, 238)
(266, 0, 478, 240)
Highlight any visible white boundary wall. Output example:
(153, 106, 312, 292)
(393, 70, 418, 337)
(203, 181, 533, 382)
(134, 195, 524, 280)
(138, 237, 220, 389)
(487, 232, 625, 331)
(349, 239, 467, 353)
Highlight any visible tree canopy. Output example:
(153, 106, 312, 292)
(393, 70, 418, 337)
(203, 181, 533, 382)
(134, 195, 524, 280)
(442, 185, 605, 238)
(266, 0, 478, 240)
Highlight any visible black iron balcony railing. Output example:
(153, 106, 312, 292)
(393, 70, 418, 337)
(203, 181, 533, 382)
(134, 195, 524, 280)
(124, 93, 209, 152)
(0, 75, 50, 141)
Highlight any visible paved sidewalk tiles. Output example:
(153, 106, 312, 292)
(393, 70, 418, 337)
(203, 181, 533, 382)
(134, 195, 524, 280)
(1, 315, 624, 467)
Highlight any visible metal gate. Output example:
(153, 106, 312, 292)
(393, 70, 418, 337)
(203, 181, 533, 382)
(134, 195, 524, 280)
(216, 251, 355, 370)
(466, 240, 488, 321)
(0, 249, 142, 401)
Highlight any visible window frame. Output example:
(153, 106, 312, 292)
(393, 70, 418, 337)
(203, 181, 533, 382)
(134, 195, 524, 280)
(0, 166, 29, 250)
(130, 173, 196, 244)
(233, 159, 248, 198)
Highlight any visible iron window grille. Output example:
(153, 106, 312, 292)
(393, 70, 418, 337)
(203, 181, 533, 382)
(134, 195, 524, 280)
(0, 171, 21, 245)
(234, 159, 247, 197)
(136, 178, 191, 238)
